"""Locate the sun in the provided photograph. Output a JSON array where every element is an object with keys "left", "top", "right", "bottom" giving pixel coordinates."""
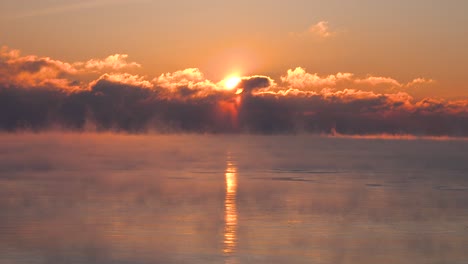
[{"left": 224, "top": 76, "right": 242, "bottom": 90}]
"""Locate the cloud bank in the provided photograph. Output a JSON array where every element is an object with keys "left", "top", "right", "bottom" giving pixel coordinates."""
[{"left": 1, "top": 46, "right": 467, "bottom": 136}]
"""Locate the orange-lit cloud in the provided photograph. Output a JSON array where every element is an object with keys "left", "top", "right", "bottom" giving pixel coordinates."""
[
  {"left": 280, "top": 67, "right": 434, "bottom": 93},
  {"left": 355, "top": 76, "right": 401, "bottom": 87},
  {"left": 406, "top": 78, "right": 435, "bottom": 87},
  {"left": 79, "top": 54, "right": 141, "bottom": 71},
  {"left": 0, "top": 46, "right": 146, "bottom": 91},
  {"left": 154, "top": 68, "right": 214, "bottom": 89},
  {"left": 152, "top": 68, "right": 221, "bottom": 99},
  {"left": 93, "top": 73, "right": 152, "bottom": 88},
  {"left": 281, "top": 67, "right": 352, "bottom": 89},
  {"left": 0, "top": 46, "right": 79, "bottom": 90}
]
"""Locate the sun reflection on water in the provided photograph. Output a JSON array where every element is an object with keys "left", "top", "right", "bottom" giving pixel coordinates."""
[{"left": 223, "top": 154, "right": 238, "bottom": 262}]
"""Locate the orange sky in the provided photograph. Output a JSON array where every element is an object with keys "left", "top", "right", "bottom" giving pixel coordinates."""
[{"left": 1, "top": 0, "right": 467, "bottom": 98}]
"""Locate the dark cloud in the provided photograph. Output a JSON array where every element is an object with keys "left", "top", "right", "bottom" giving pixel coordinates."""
[
  {"left": 17, "top": 60, "right": 49, "bottom": 73},
  {"left": 1, "top": 81, "right": 468, "bottom": 136},
  {"left": 238, "top": 76, "right": 273, "bottom": 93}
]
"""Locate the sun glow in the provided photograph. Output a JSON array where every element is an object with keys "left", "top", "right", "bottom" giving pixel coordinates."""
[{"left": 224, "top": 76, "right": 242, "bottom": 90}]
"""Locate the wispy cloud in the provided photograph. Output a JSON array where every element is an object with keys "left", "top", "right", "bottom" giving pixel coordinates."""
[
  {"left": 290, "top": 21, "right": 336, "bottom": 38},
  {"left": 4, "top": 0, "right": 146, "bottom": 20},
  {"left": 79, "top": 54, "right": 141, "bottom": 71},
  {"left": 308, "top": 21, "right": 334, "bottom": 38}
]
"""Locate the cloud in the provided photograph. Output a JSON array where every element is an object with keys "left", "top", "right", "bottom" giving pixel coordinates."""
[
  {"left": 153, "top": 68, "right": 221, "bottom": 98},
  {"left": 355, "top": 76, "right": 401, "bottom": 87},
  {"left": 308, "top": 21, "right": 334, "bottom": 38},
  {"left": 406, "top": 78, "right": 435, "bottom": 87},
  {"left": 154, "top": 68, "right": 207, "bottom": 88},
  {"left": 289, "top": 21, "right": 336, "bottom": 38},
  {"left": 0, "top": 46, "right": 79, "bottom": 90},
  {"left": 239, "top": 75, "right": 275, "bottom": 94},
  {"left": 79, "top": 54, "right": 141, "bottom": 71},
  {"left": 2, "top": 77, "right": 467, "bottom": 135},
  {"left": 1, "top": 46, "right": 467, "bottom": 136},
  {"left": 280, "top": 67, "right": 433, "bottom": 93},
  {"left": 92, "top": 73, "right": 152, "bottom": 88},
  {"left": 0, "top": 46, "right": 143, "bottom": 90},
  {"left": 281, "top": 67, "right": 352, "bottom": 89},
  {"left": 0, "top": 46, "right": 21, "bottom": 59}
]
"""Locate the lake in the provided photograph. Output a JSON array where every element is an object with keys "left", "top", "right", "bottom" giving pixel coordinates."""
[{"left": 1, "top": 133, "right": 468, "bottom": 264}]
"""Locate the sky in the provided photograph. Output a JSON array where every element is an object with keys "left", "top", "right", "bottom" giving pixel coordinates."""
[
  {"left": 1, "top": 0, "right": 468, "bottom": 97},
  {"left": 1, "top": 0, "right": 468, "bottom": 135}
]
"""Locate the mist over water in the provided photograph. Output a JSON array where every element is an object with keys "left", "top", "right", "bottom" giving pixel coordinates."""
[{"left": 1, "top": 133, "right": 468, "bottom": 264}]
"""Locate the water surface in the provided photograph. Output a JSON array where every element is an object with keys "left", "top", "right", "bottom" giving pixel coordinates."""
[{"left": 1, "top": 133, "right": 468, "bottom": 264}]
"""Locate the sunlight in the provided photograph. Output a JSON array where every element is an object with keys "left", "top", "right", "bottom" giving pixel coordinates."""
[
  {"left": 235, "top": 88, "right": 244, "bottom": 95},
  {"left": 224, "top": 76, "right": 242, "bottom": 90}
]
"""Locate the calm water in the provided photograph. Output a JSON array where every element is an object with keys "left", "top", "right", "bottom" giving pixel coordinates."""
[{"left": 1, "top": 133, "right": 468, "bottom": 264}]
